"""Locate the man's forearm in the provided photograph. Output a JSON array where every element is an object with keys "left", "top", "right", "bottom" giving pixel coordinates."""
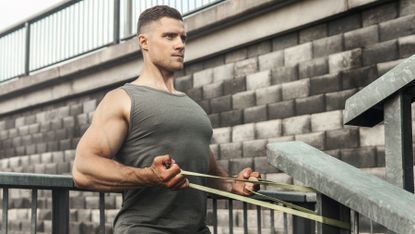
[{"left": 73, "top": 153, "right": 157, "bottom": 192}]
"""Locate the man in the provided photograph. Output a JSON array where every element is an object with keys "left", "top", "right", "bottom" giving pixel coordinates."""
[{"left": 72, "top": 5, "right": 260, "bottom": 234}]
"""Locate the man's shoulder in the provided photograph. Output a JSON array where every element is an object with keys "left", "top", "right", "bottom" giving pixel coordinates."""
[
  {"left": 98, "top": 88, "right": 131, "bottom": 118},
  {"left": 106, "top": 87, "right": 130, "bottom": 100}
]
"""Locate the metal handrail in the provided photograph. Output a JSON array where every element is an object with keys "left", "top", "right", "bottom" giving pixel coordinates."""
[
  {"left": 0, "top": 171, "right": 316, "bottom": 234},
  {"left": 0, "top": 0, "right": 225, "bottom": 82}
]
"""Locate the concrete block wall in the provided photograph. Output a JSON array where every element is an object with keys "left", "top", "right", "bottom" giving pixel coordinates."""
[
  {"left": 177, "top": 0, "right": 415, "bottom": 180},
  {"left": 0, "top": 0, "right": 414, "bottom": 233}
]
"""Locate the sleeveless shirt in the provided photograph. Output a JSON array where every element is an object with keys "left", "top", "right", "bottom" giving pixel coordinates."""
[{"left": 113, "top": 83, "right": 213, "bottom": 234}]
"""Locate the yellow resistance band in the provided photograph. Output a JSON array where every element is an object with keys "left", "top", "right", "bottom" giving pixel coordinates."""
[
  {"left": 181, "top": 170, "right": 315, "bottom": 192},
  {"left": 181, "top": 170, "right": 350, "bottom": 230}
]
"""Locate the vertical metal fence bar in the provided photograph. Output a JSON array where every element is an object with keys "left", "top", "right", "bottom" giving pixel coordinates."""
[
  {"left": 99, "top": 1, "right": 105, "bottom": 45},
  {"left": 74, "top": 3, "right": 79, "bottom": 55},
  {"left": 243, "top": 202, "right": 248, "bottom": 234},
  {"left": 57, "top": 12, "right": 62, "bottom": 64},
  {"left": 316, "top": 193, "right": 350, "bottom": 234},
  {"left": 124, "top": 0, "right": 133, "bottom": 37},
  {"left": 351, "top": 211, "right": 359, "bottom": 234},
  {"left": 25, "top": 22, "right": 31, "bottom": 75},
  {"left": 228, "top": 199, "right": 233, "bottom": 234},
  {"left": 213, "top": 198, "right": 217, "bottom": 234},
  {"left": 110, "top": 0, "right": 114, "bottom": 43},
  {"left": 31, "top": 189, "right": 38, "bottom": 234},
  {"left": 2, "top": 188, "right": 9, "bottom": 234},
  {"left": 384, "top": 92, "right": 414, "bottom": 192},
  {"left": 93, "top": 0, "right": 97, "bottom": 48},
  {"left": 270, "top": 209, "right": 275, "bottom": 234},
  {"left": 94, "top": 0, "right": 99, "bottom": 48},
  {"left": 0, "top": 37, "right": 3, "bottom": 80},
  {"left": 75, "top": 3, "right": 80, "bottom": 55},
  {"left": 114, "top": 0, "right": 121, "bottom": 43},
  {"left": 5, "top": 34, "right": 9, "bottom": 78},
  {"left": 99, "top": 192, "right": 105, "bottom": 234},
  {"left": 133, "top": 0, "right": 138, "bottom": 34},
  {"left": 87, "top": 0, "right": 92, "bottom": 51},
  {"left": 15, "top": 30, "right": 19, "bottom": 75},
  {"left": 67, "top": 7, "right": 71, "bottom": 59},
  {"left": 11, "top": 33, "right": 15, "bottom": 76},
  {"left": 37, "top": 20, "right": 45, "bottom": 70},
  {"left": 30, "top": 23, "right": 35, "bottom": 70},
  {"left": 65, "top": 6, "right": 70, "bottom": 58},
  {"left": 283, "top": 213, "right": 288, "bottom": 234},
  {"left": 46, "top": 17, "right": 51, "bottom": 64},
  {"left": 52, "top": 189, "right": 69, "bottom": 234},
  {"left": 52, "top": 14, "right": 57, "bottom": 64},
  {"left": 257, "top": 206, "right": 262, "bottom": 234},
  {"left": 10, "top": 33, "right": 14, "bottom": 77},
  {"left": 370, "top": 220, "right": 373, "bottom": 234}
]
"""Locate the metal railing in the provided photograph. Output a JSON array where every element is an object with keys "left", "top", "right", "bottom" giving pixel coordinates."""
[
  {"left": 0, "top": 171, "right": 316, "bottom": 234},
  {"left": 0, "top": 0, "right": 225, "bottom": 82}
]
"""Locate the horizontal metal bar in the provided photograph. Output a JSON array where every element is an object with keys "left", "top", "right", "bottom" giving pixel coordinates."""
[
  {"left": 0, "top": 172, "right": 73, "bottom": 189},
  {"left": 0, "top": 0, "right": 82, "bottom": 37}
]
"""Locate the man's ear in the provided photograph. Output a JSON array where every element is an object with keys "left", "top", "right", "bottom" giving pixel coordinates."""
[{"left": 138, "top": 34, "right": 149, "bottom": 51}]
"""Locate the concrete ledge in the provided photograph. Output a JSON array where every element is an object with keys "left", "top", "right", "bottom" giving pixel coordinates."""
[{"left": 267, "top": 141, "right": 415, "bottom": 234}]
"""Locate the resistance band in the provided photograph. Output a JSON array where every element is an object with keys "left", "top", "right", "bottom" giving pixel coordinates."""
[{"left": 180, "top": 170, "right": 350, "bottom": 230}]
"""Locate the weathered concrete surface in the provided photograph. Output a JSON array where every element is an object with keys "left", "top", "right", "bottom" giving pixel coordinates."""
[
  {"left": 344, "top": 54, "right": 415, "bottom": 127},
  {"left": 267, "top": 141, "right": 415, "bottom": 234}
]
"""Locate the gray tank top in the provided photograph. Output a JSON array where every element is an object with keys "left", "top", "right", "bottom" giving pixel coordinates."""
[{"left": 113, "top": 83, "right": 213, "bottom": 234}]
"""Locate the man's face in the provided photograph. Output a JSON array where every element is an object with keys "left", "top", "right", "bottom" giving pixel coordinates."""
[{"left": 140, "top": 17, "right": 187, "bottom": 72}]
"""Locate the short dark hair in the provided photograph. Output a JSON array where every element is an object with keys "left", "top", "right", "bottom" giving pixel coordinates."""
[{"left": 137, "top": 5, "right": 183, "bottom": 35}]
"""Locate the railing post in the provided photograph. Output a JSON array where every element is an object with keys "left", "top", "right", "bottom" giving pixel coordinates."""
[
  {"left": 24, "top": 22, "right": 31, "bottom": 75},
  {"left": 52, "top": 189, "right": 69, "bottom": 234},
  {"left": 99, "top": 192, "right": 105, "bottom": 234},
  {"left": 350, "top": 211, "right": 359, "bottom": 234},
  {"left": 2, "top": 188, "right": 8, "bottom": 234},
  {"left": 212, "top": 198, "right": 218, "bottom": 234},
  {"left": 316, "top": 194, "right": 350, "bottom": 234},
  {"left": 31, "top": 189, "right": 38, "bottom": 234},
  {"left": 384, "top": 91, "right": 414, "bottom": 193},
  {"left": 113, "top": 0, "right": 120, "bottom": 44}
]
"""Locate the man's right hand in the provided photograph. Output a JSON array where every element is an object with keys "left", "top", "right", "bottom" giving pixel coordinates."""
[{"left": 146, "top": 155, "right": 189, "bottom": 190}]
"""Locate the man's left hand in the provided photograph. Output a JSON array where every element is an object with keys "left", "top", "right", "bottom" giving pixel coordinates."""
[{"left": 231, "top": 168, "right": 261, "bottom": 196}]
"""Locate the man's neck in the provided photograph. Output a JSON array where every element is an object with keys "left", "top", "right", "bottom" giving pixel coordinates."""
[{"left": 134, "top": 64, "right": 178, "bottom": 94}]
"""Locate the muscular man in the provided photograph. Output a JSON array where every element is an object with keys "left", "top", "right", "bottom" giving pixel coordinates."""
[{"left": 72, "top": 5, "right": 260, "bottom": 234}]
